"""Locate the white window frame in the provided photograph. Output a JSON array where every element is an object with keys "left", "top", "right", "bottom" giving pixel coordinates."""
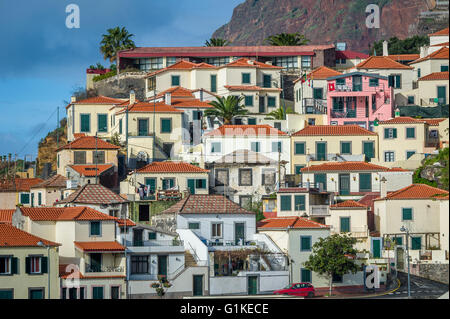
[
  {"left": 0, "top": 256, "right": 11, "bottom": 275},
  {"left": 211, "top": 222, "right": 223, "bottom": 239}
]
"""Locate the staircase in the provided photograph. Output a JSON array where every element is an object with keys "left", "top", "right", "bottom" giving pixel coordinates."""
[{"left": 184, "top": 251, "right": 198, "bottom": 267}]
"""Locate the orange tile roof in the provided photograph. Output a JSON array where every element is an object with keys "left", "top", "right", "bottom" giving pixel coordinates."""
[
  {"left": 300, "top": 161, "right": 399, "bottom": 172},
  {"left": 378, "top": 116, "right": 427, "bottom": 125},
  {"left": 66, "top": 96, "right": 125, "bottom": 109},
  {"left": 294, "top": 66, "right": 342, "bottom": 82},
  {"left": 74, "top": 133, "right": 86, "bottom": 139},
  {"left": 422, "top": 118, "right": 447, "bottom": 126},
  {"left": 137, "top": 161, "right": 209, "bottom": 173},
  {"left": 224, "top": 85, "right": 282, "bottom": 91},
  {"left": 74, "top": 241, "right": 125, "bottom": 252},
  {"left": 292, "top": 125, "right": 376, "bottom": 136},
  {"left": 155, "top": 86, "right": 197, "bottom": 99},
  {"left": 429, "top": 27, "right": 449, "bottom": 36},
  {"left": 205, "top": 124, "right": 288, "bottom": 137},
  {"left": 20, "top": 206, "right": 118, "bottom": 221},
  {"left": 356, "top": 56, "right": 413, "bottom": 69},
  {"left": 378, "top": 184, "right": 449, "bottom": 200},
  {"left": 418, "top": 71, "right": 449, "bottom": 81},
  {"left": 69, "top": 164, "right": 114, "bottom": 177},
  {"left": 147, "top": 60, "right": 216, "bottom": 77},
  {"left": 409, "top": 47, "right": 449, "bottom": 64},
  {"left": 223, "top": 58, "right": 282, "bottom": 69},
  {"left": 430, "top": 42, "right": 449, "bottom": 47},
  {"left": 117, "top": 219, "right": 136, "bottom": 227},
  {"left": 331, "top": 200, "right": 367, "bottom": 209},
  {"left": 0, "top": 223, "right": 60, "bottom": 247},
  {"left": 387, "top": 54, "right": 420, "bottom": 61},
  {"left": 0, "top": 209, "right": 14, "bottom": 223},
  {"left": 116, "top": 101, "right": 184, "bottom": 114},
  {"left": 172, "top": 99, "right": 213, "bottom": 108},
  {"left": 31, "top": 174, "right": 67, "bottom": 189},
  {"left": 257, "top": 217, "right": 329, "bottom": 229},
  {"left": 58, "top": 135, "right": 120, "bottom": 150},
  {"left": 0, "top": 178, "right": 44, "bottom": 192}
]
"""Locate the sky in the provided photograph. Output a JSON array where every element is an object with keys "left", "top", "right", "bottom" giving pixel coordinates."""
[{"left": 0, "top": 0, "right": 243, "bottom": 159}]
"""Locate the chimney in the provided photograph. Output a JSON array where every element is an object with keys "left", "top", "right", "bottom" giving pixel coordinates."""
[
  {"left": 71, "top": 96, "right": 76, "bottom": 103},
  {"left": 395, "top": 108, "right": 400, "bottom": 118},
  {"left": 165, "top": 92, "right": 172, "bottom": 105},
  {"left": 420, "top": 46, "right": 428, "bottom": 58},
  {"left": 382, "top": 40, "right": 388, "bottom": 56},
  {"left": 199, "top": 89, "right": 204, "bottom": 102},
  {"left": 380, "top": 176, "right": 387, "bottom": 199},
  {"left": 129, "top": 90, "right": 136, "bottom": 105}
]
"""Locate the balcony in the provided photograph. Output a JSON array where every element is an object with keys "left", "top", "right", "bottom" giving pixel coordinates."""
[
  {"left": 306, "top": 153, "right": 348, "bottom": 162},
  {"left": 85, "top": 263, "right": 124, "bottom": 273},
  {"left": 205, "top": 239, "right": 262, "bottom": 251},
  {"left": 126, "top": 240, "right": 185, "bottom": 254},
  {"left": 310, "top": 205, "right": 330, "bottom": 216}
]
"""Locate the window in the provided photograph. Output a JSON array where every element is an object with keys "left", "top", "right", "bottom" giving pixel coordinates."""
[
  {"left": 188, "top": 222, "right": 200, "bottom": 230},
  {"left": 61, "top": 288, "right": 66, "bottom": 299},
  {"left": 308, "top": 118, "right": 316, "bottom": 126},
  {"left": 131, "top": 256, "right": 149, "bottom": 274},
  {"left": 211, "top": 142, "right": 221, "bottom": 153},
  {"left": 251, "top": 142, "right": 260, "bottom": 152},
  {"left": 136, "top": 58, "right": 163, "bottom": 71},
  {"left": 384, "top": 151, "right": 395, "bottom": 162},
  {"left": 280, "top": 195, "right": 292, "bottom": 211},
  {"left": 267, "top": 97, "right": 276, "bottom": 107},
  {"left": 314, "top": 173, "right": 327, "bottom": 191},
  {"left": 111, "top": 286, "right": 120, "bottom": 299},
  {"left": 0, "top": 289, "right": 13, "bottom": 299},
  {"left": 195, "top": 179, "right": 207, "bottom": 189},
  {"left": 79, "top": 287, "right": 85, "bottom": 299},
  {"left": 239, "top": 196, "right": 252, "bottom": 208},
  {"left": 0, "top": 256, "right": 16, "bottom": 275},
  {"left": 300, "top": 236, "right": 312, "bottom": 251},
  {"left": 68, "top": 288, "right": 77, "bottom": 299},
  {"left": 119, "top": 119, "right": 123, "bottom": 134},
  {"left": 313, "top": 88, "right": 323, "bottom": 99},
  {"left": 384, "top": 128, "right": 397, "bottom": 139},
  {"left": 148, "top": 232, "right": 157, "bottom": 240},
  {"left": 402, "top": 208, "right": 413, "bottom": 221},
  {"left": 294, "top": 165, "right": 305, "bottom": 175},
  {"left": 38, "top": 192, "right": 42, "bottom": 206},
  {"left": 215, "top": 169, "right": 229, "bottom": 186},
  {"left": 411, "top": 236, "right": 421, "bottom": 250},
  {"left": 369, "top": 78, "right": 379, "bottom": 87},
  {"left": 210, "top": 75, "right": 217, "bottom": 93},
  {"left": 74, "top": 151, "right": 86, "bottom": 164},
  {"left": 262, "top": 170, "right": 276, "bottom": 185},
  {"left": 239, "top": 169, "right": 253, "bottom": 186},
  {"left": 407, "top": 96, "right": 415, "bottom": 105},
  {"left": 171, "top": 75, "right": 180, "bottom": 86},
  {"left": 394, "top": 237, "right": 403, "bottom": 245},
  {"left": 161, "top": 118, "right": 172, "bottom": 133},
  {"left": 244, "top": 95, "right": 253, "bottom": 106},
  {"left": 162, "top": 178, "right": 175, "bottom": 190},
  {"left": 242, "top": 73, "right": 251, "bottom": 84},
  {"left": 300, "top": 269, "right": 312, "bottom": 283},
  {"left": 294, "top": 142, "right": 305, "bottom": 155},
  {"left": 406, "top": 127, "right": 416, "bottom": 139},
  {"left": 166, "top": 57, "right": 177, "bottom": 66},
  {"left": 93, "top": 151, "right": 105, "bottom": 164},
  {"left": 406, "top": 151, "right": 416, "bottom": 159},
  {"left": 336, "top": 78, "right": 346, "bottom": 86},
  {"left": 205, "top": 57, "right": 229, "bottom": 66},
  {"left": 417, "top": 68, "right": 421, "bottom": 78},
  {"left": 301, "top": 56, "right": 311, "bottom": 69},
  {"left": 29, "top": 288, "right": 44, "bottom": 299},
  {"left": 97, "top": 114, "right": 107, "bottom": 133},
  {"left": 441, "top": 65, "right": 449, "bottom": 72},
  {"left": 211, "top": 223, "right": 222, "bottom": 238},
  {"left": 147, "top": 77, "right": 156, "bottom": 91},
  {"left": 27, "top": 256, "right": 46, "bottom": 274},
  {"left": 263, "top": 74, "right": 272, "bottom": 88},
  {"left": 273, "top": 56, "right": 298, "bottom": 70},
  {"left": 363, "top": 141, "right": 375, "bottom": 160},
  {"left": 272, "top": 141, "right": 282, "bottom": 152},
  {"left": 294, "top": 195, "right": 306, "bottom": 211},
  {"left": 92, "top": 287, "right": 104, "bottom": 299},
  {"left": 20, "top": 193, "right": 30, "bottom": 205},
  {"left": 90, "top": 221, "right": 101, "bottom": 236},
  {"left": 273, "top": 122, "right": 282, "bottom": 130},
  {"left": 388, "top": 74, "right": 401, "bottom": 89},
  {"left": 248, "top": 118, "right": 257, "bottom": 125},
  {"left": 340, "top": 217, "right": 350, "bottom": 233},
  {"left": 80, "top": 114, "right": 90, "bottom": 132},
  {"left": 340, "top": 142, "right": 351, "bottom": 155},
  {"left": 138, "top": 119, "right": 149, "bottom": 136},
  {"left": 359, "top": 173, "right": 372, "bottom": 192}
]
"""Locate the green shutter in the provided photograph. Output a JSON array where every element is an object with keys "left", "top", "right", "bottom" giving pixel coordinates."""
[
  {"left": 263, "top": 74, "right": 271, "bottom": 88},
  {"left": 93, "top": 287, "right": 104, "bottom": 299},
  {"left": 97, "top": 114, "right": 107, "bottom": 132},
  {"left": 251, "top": 142, "right": 260, "bottom": 152},
  {"left": 301, "top": 269, "right": 312, "bottom": 283},
  {"left": 314, "top": 174, "right": 327, "bottom": 190},
  {"left": 148, "top": 232, "right": 157, "bottom": 240},
  {"left": 41, "top": 257, "right": 48, "bottom": 274},
  {"left": 359, "top": 173, "right": 372, "bottom": 192},
  {"left": 268, "top": 97, "right": 276, "bottom": 107},
  {"left": 248, "top": 118, "right": 257, "bottom": 125},
  {"left": 80, "top": 114, "right": 90, "bottom": 132},
  {"left": 161, "top": 119, "right": 172, "bottom": 133},
  {"left": 144, "top": 178, "right": 156, "bottom": 192},
  {"left": 20, "top": 193, "right": 30, "bottom": 204},
  {"left": 384, "top": 128, "right": 389, "bottom": 139},
  {"left": 395, "top": 75, "right": 401, "bottom": 88},
  {"left": 393, "top": 128, "right": 397, "bottom": 138},
  {"left": 340, "top": 217, "right": 350, "bottom": 232},
  {"left": 244, "top": 95, "right": 253, "bottom": 106},
  {"left": 171, "top": 75, "right": 180, "bottom": 86},
  {"left": 295, "top": 165, "right": 305, "bottom": 175},
  {"left": 196, "top": 179, "right": 206, "bottom": 189},
  {"left": 295, "top": 142, "right": 305, "bottom": 155},
  {"left": 336, "top": 78, "right": 345, "bottom": 86},
  {"left": 402, "top": 208, "right": 413, "bottom": 220},
  {"left": 90, "top": 222, "right": 101, "bottom": 236},
  {"left": 25, "top": 257, "right": 31, "bottom": 274},
  {"left": 394, "top": 237, "right": 403, "bottom": 245},
  {"left": 280, "top": 195, "right": 292, "bottom": 211},
  {"left": 187, "top": 179, "right": 196, "bottom": 194},
  {"left": 11, "top": 257, "right": 18, "bottom": 275},
  {"left": 0, "top": 290, "right": 13, "bottom": 299},
  {"left": 294, "top": 195, "right": 306, "bottom": 211},
  {"left": 272, "top": 141, "right": 281, "bottom": 152},
  {"left": 119, "top": 119, "right": 122, "bottom": 134},
  {"left": 341, "top": 142, "right": 351, "bottom": 154},
  {"left": 313, "top": 88, "right": 323, "bottom": 99},
  {"left": 242, "top": 73, "right": 250, "bottom": 84},
  {"left": 363, "top": 142, "right": 374, "bottom": 160},
  {"left": 38, "top": 193, "right": 42, "bottom": 206},
  {"left": 406, "top": 128, "right": 415, "bottom": 138},
  {"left": 406, "top": 151, "right": 415, "bottom": 159},
  {"left": 411, "top": 237, "right": 421, "bottom": 250},
  {"left": 300, "top": 236, "right": 311, "bottom": 251},
  {"left": 210, "top": 75, "right": 217, "bottom": 92}
]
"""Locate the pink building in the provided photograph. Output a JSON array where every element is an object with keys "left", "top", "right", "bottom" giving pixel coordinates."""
[{"left": 326, "top": 72, "right": 394, "bottom": 130}]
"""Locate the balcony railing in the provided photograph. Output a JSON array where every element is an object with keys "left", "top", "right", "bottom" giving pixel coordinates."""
[
  {"left": 206, "top": 239, "right": 260, "bottom": 247},
  {"left": 129, "top": 240, "right": 184, "bottom": 247},
  {"left": 85, "top": 264, "right": 124, "bottom": 273},
  {"left": 310, "top": 205, "right": 330, "bottom": 216},
  {"left": 307, "top": 153, "right": 348, "bottom": 162}
]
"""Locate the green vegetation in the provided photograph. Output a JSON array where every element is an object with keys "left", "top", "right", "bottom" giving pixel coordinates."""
[
  {"left": 204, "top": 38, "right": 231, "bottom": 47},
  {"left": 265, "top": 33, "right": 310, "bottom": 46},
  {"left": 92, "top": 69, "right": 117, "bottom": 82},
  {"left": 369, "top": 35, "right": 430, "bottom": 55},
  {"left": 205, "top": 96, "right": 248, "bottom": 125},
  {"left": 100, "top": 26, "right": 136, "bottom": 63},
  {"left": 413, "top": 147, "right": 449, "bottom": 190},
  {"left": 89, "top": 63, "right": 105, "bottom": 70}
]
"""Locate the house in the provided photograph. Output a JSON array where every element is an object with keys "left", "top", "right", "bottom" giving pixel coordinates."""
[
  {"left": 334, "top": 50, "right": 369, "bottom": 70},
  {"left": 408, "top": 47, "right": 449, "bottom": 87},
  {"left": 203, "top": 125, "right": 291, "bottom": 173},
  {"left": 415, "top": 71, "right": 449, "bottom": 106},
  {"left": 300, "top": 161, "right": 413, "bottom": 202},
  {"left": 290, "top": 125, "right": 379, "bottom": 175},
  {"left": 428, "top": 27, "right": 449, "bottom": 50},
  {"left": 13, "top": 206, "right": 127, "bottom": 299},
  {"left": 29, "top": 174, "right": 68, "bottom": 207},
  {"left": 326, "top": 72, "right": 394, "bottom": 129},
  {"left": 373, "top": 184, "right": 449, "bottom": 268},
  {"left": 352, "top": 56, "right": 416, "bottom": 106},
  {"left": 207, "top": 149, "right": 282, "bottom": 207},
  {"left": 375, "top": 116, "right": 444, "bottom": 169},
  {"left": 56, "top": 134, "right": 120, "bottom": 190},
  {"left": 152, "top": 194, "right": 290, "bottom": 296},
  {"left": 0, "top": 178, "right": 44, "bottom": 209},
  {"left": 0, "top": 223, "right": 61, "bottom": 299},
  {"left": 54, "top": 183, "right": 129, "bottom": 220},
  {"left": 293, "top": 66, "right": 342, "bottom": 115}
]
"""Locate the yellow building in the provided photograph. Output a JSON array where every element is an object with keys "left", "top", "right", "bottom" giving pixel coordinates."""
[
  {"left": 0, "top": 223, "right": 60, "bottom": 299},
  {"left": 0, "top": 178, "right": 44, "bottom": 209},
  {"left": 30, "top": 174, "right": 68, "bottom": 207}
]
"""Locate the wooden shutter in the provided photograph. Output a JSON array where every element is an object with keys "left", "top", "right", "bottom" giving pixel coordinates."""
[
  {"left": 295, "top": 143, "right": 305, "bottom": 155},
  {"left": 280, "top": 195, "right": 292, "bottom": 211},
  {"left": 41, "top": 257, "right": 48, "bottom": 274},
  {"left": 341, "top": 142, "right": 351, "bottom": 154},
  {"left": 393, "top": 128, "right": 397, "bottom": 138},
  {"left": 340, "top": 217, "right": 350, "bottom": 232},
  {"left": 301, "top": 236, "right": 311, "bottom": 251},
  {"left": 294, "top": 195, "right": 306, "bottom": 211},
  {"left": 11, "top": 257, "right": 18, "bottom": 275},
  {"left": 210, "top": 75, "right": 217, "bottom": 92},
  {"left": 161, "top": 119, "right": 172, "bottom": 133},
  {"left": 402, "top": 208, "right": 412, "bottom": 220},
  {"left": 97, "top": 114, "right": 107, "bottom": 132},
  {"left": 359, "top": 173, "right": 372, "bottom": 192},
  {"left": 25, "top": 257, "right": 31, "bottom": 274}
]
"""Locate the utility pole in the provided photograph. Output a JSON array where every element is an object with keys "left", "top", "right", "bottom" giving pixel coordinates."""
[
  {"left": 56, "top": 107, "right": 59, "bottom": 149},
  {"left": 153, "top": 88, "right": 156, "bottom": 162},
  {"left": 401, "top": 226, "right": 411, "bottom": 298},
  {"left": 278, "top": 142, "right": 281, "bottom": 189},
  {"left": 95, "top": 132, "right": 98, "bottom": 184}
]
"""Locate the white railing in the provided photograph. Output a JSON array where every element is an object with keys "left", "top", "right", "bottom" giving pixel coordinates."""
[
  {"left": 310, "top": 205, "right": 330, "bottom": 216},
  {"left": 177, "top": 229, "right": 209, "bottom": 266}
]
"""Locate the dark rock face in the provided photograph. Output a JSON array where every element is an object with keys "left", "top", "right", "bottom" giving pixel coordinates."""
[{"left": 213, "top": 0, "right": 439, "bottom": 52}]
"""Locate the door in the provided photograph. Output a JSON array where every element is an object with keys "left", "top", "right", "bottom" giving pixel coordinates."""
[
  {"left": 187, "top": 179, "right": 196, "bottom": 194},
  {"left": 138, "top": 204, "right": 150, "bottom": 222},
  {"left": 133, "top": 229, "right": 144, "bottom": 246},
  {"left": 316, "top": 142, "right": 327, "bottom": 161},
  {"left": 437, "top": 86, "right": 446, "bottom": 105},
  {"left": 90, "top": 253, "right": 102, "bottom": 272},
  {"left": 372, "top": 239, "right": 381, "bottom": 258},
  {"left": 363, "top": 141, "right": 374, "bottom": 161},
  {"left": 29, "top": 289, "right": 44, "bottom": 299},
  {"left": 339, "top": 174, "right": 350, "bottom": 195},
  {"left": 193, "top": 275, "right": 203, "bottom": 296},
  {"left": 158, "top": 255, "right": 168, "bottom": 277},
  {"left": 138, "top": 119, "right": 149, "bottom": 136},
  {"left": 92, "top": 287, "right": 104, "bottom": 299},
  {"left": 111, "top": 286, "right": 120, "bottom": 299},
  {"left": 259, "top": 97, "right": 265, "bottom": 113},
  {"left": 248, "top": 276, "right": 258, "bottom": 295},
  {"left": 235, "top": 223, "right": 245, "bottom": 245},
  {"left": 352, "top": 75, "right": 362, "bottom": 91}
]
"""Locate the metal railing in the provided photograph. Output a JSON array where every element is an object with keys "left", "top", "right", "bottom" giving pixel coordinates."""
[
  {"left": 85, "top": 264, "right": 124, "bottom": 273},
  {"left": 307, "top": 153, "right": 347, "bottom": 162},
  {"left": 128, "top": 240, "right": 184, "bottom": 247},
  {"left": 310, "top": 205, "right": 330, "bottom": 216}
]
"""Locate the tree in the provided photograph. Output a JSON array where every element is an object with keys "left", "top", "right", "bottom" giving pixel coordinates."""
[
  {"left": 89, "top": 63, "right": 105, "bottom": 70},
  {"left": 267, "top": 107, "right": 286, "bottom": 120},
  {"left": 303, "top": 234, "right": 359, "bottom": 296},
  {"left": 265, "top": 33, "right": 310, "bottom": 46},
  {"left": 205, "top": 38, "right": 231, "bottom": 47},
  {"left": 204, "top": 96, "right": 248, "bottom": 125},
  {"left": 369, "top": 36, "right": 429, "bottom": 55},
  {"left": 100, "top": 26, "right": 136, "bottom": 63}
]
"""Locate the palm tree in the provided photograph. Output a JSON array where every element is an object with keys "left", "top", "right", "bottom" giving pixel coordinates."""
[
  {"left": 100, "top": 26, "right": 136, "bottom": 63},
  {"left": 204, "top": 96, "right": 248, "bottom": 125},
  {"left": 205, "top": 38, "right": 231, "bottom": 47},
  {"left": 265, "top": 33, "right": 310, "bottom": 46},
  {"left": 267, "top": 107, "right": 286, "bottom": 120}
]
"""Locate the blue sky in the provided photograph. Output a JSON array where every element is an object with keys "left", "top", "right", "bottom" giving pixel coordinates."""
[{"left": 0, "top": 0, "right": 242, "bottom": 158}]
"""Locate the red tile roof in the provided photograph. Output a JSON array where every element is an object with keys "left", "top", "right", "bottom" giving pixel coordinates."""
[
  {"left": 147, "top": 60, "right": 216, "bottom": 77},
  {"left": 20, "top": 206, "right": 118, "bottom": 221},
  {"left": 155, "top": 86, "right": 196, "bottom": 98},
  {"left": 294, "top": 66, "right": 342, "bottom": 82},
  {"left": 257, "top": 217, "right": 329, "bottom": 229},
  {"left": 335, "top": 50, "right": 369, "bottom": 60},
  {"left": 409, "top": 47, "right": 449, "bottom": 64},
  {"left": 58, "top": 135, "right": 120, "bottom": 150},
  {"left": 0, "top": 223, "right": 60, "bottom": 247},
  {"left": 117, "top": 219, "right": 136, "bottom": 227},
  {"left": 300, "top": 161, "right": 399, "bottom": 173},
  {"left": 292, "top": 125, "right": 376, "bottom": 136},
  {"left": 57, "top": 184, "right": 128, "bottom": 205},
  {"left": 377, "top": 184, "right": 449, "bottom": 200},
  {"left": 387, "top": 54, "right": 420, "bottom": 61},
  {"left": 161, "top": 194, "right": 254, "bottom": 215},
  {"left": 378, "top": 116, "right": 427, "bottom": 125},
  {"left": 331, "top": 200, "right": 367, "bottom": 209},
  {"left": 224, "top": 85, "right": 282, "bottom": 91},
  {"left": 69, "top": 164, "right": 114, "bottom": 177},
  {"left": 171, "top": 99, "right": 213, "bottom": 108},
  {"left": 205, "top": 125, "right": 288, "bottom": 137},
  {"left": 74, "top": 241, "right": 125, "bottom": 252},
  {"left": 356, "top": 56, "right": 413, "bottom": 69},
  {"left": 223, "top": 58, "right": 282, "bottom": 69},
  {"left": 213, "top": 149, "right": 276, "bottom": 165},
  {"left": 137, "top": 161, "right": 209, "bottom": 173},
  {"left": 0, "top": 209, "right": 14, "bottom": 223},
  {"left": 31, "top": 174, "right": 67, "bottom": 189},
  {"left": 0, "top": 178, "right": 44, "bottom": 192},
  {"left": 116, "top": 101, "right": 184, "bottom": 114},
  {"left": 418, "top": 71, "right": 449, "bottom": 81},
  {"left": 429, "top": 27, "right": 449, "bottom": 36},
  {"left": 422, "top": 118, "right": 447, "bottom": 126},
  {"left": 66, "top": 96, "right": 125, "bottom": 109}
]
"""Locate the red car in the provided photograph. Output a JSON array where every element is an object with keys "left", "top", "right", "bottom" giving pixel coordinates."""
[{"left": 273, "top": 283, "right": 315, "bottom": 298}]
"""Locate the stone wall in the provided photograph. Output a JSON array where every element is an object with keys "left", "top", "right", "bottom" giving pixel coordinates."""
[
  {"left": 410, "top": 262, "right": 449, "bottom": 284},
  {"left": 93, "top": 72, "right": 147, "bottom": 100}
]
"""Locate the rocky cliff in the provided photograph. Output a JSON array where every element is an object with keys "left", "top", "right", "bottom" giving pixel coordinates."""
[
  {"left": 213, "top": 0, "right": 448, "bottom": 52},
  {"left": 37, "top": 118, "right": 67, "bottom": 177}
]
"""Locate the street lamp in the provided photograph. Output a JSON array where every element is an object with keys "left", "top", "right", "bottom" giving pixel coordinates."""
[
  {"left": 37, "top": 241, "right": 51, "bottom": 299},
  {"left": 400, "top": 226, "right": 411, "bottom": 298}
]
